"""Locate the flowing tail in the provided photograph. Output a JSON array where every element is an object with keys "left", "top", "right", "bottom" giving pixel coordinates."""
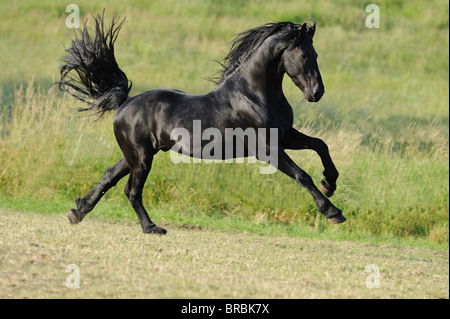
[{"left": 58, "top": 11, "right": 132, "bottom": 116}]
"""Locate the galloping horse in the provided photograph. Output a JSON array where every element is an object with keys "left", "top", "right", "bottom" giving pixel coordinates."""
[{"left": 59, "top": 12, "right": 346, "bottom": 234}]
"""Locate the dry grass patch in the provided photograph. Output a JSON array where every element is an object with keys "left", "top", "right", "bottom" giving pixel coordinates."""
[{"left": 0, "top": 209, "right": 448, "bottom": 298}]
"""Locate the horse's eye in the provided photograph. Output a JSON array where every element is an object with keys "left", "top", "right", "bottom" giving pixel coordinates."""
[{"left": 301, "top": 53, "right": 308, "bottom": 60}]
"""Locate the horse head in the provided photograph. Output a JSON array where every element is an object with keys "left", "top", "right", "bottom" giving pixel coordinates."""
[{"left": 281, "top": 21, "right": 324, "bottom": 102}]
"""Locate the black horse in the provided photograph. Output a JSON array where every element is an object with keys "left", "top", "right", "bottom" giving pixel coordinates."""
[{"left": 59, "top": 12, "right": 346, "bottom": 235}]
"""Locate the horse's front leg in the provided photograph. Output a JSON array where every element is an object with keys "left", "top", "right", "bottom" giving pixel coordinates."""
[
  {"left": 281, "top": 127, "right": 339, "bottom": 197},
  {"left": 273, "top": 147, "right": 346, "bottom": 223}
]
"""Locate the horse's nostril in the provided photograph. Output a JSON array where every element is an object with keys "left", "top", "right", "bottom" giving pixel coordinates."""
[{"left": 313, "top": 90, "right": 323, "bottom": 101}]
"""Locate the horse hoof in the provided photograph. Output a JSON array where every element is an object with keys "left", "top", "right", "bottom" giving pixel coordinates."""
[
  {"left": 327, "top": 214, "right": 347, "bottom": 224},
  {"left": 319, "top": 180, "right": 335, "bottom": 198},
  {"left": 143, "top": 225, "right": 167, "bottom": 235},
  {"left": 68, "top": 209, "right": 83, "bottom": 224}
]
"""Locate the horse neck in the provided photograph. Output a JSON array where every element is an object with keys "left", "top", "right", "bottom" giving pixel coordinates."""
[{"left": 219, "top": 42, "right": 286, "bottom": 105}]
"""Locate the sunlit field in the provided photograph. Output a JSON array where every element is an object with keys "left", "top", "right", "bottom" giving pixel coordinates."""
[
  {"left": 1, "top": 0, "right": 448, "bottom": 246},
  {"left": 1, "top": 0, "right": 448, "bottom": 300}
]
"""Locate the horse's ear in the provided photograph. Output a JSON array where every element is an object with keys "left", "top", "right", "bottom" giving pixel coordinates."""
[
  {"left": 293, "top": 23, "right": 308, "bottom": 46},
  {"left": 309, "top": 23, "right": 316, "bottom": 37},
  {"left": 299, "top": 23, "right": 308, "bottom": 36}
]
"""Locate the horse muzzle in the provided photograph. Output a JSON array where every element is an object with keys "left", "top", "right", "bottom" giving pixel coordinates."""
[{"left": 305, "top": 85, "right": 324, "bottom": 102}]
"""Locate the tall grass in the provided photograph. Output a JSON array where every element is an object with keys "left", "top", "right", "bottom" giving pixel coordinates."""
[
  {"left": 0, "top": 0, "right": 448, "bottom": 245},
  {"left": 0, "top": 82, "right": 448, "bottom": 243}
]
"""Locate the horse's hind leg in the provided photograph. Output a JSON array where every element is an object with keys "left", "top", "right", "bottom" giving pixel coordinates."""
[
  {"left": 68, "top": 157, "right": 130, "bottom": 224},
  {"left": 124, "top": 154, "right": 167, "bottom": 235}
]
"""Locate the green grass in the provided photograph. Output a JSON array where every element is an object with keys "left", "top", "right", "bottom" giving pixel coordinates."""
[
  {"left": 0, "top": 85, "right": 447, "bottom": 247},
  {"left": 0, "top": 195, "right": 446, "bottom": 252},
  {"left": 0, "top": 0, "right": 449, "bottom": 248}
]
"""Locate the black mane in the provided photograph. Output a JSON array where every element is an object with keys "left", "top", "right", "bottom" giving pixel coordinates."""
[{"left": 217, "top": 22, "right": 302, "bottom": 83}]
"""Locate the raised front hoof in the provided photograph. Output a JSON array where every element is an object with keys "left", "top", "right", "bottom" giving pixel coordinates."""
[
  {"left": 143, "top": 225, "right": 167, "bottom": 235},
  {"left": 319, "top": 180, "right": 335, "bottom": 198},
  {"left": 327, "top": 214, "right": 347, "bottom": 224},
  {"left": 68, "top": 209, "right": 83, "bottom": 224}
]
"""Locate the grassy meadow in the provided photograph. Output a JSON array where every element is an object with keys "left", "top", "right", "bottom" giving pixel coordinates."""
[
  {"left": 1, "top": 208, "right": 448, "bottom": 298},
  {"left": 0, "top": 0, "right": 449, "bottom": 252}
]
